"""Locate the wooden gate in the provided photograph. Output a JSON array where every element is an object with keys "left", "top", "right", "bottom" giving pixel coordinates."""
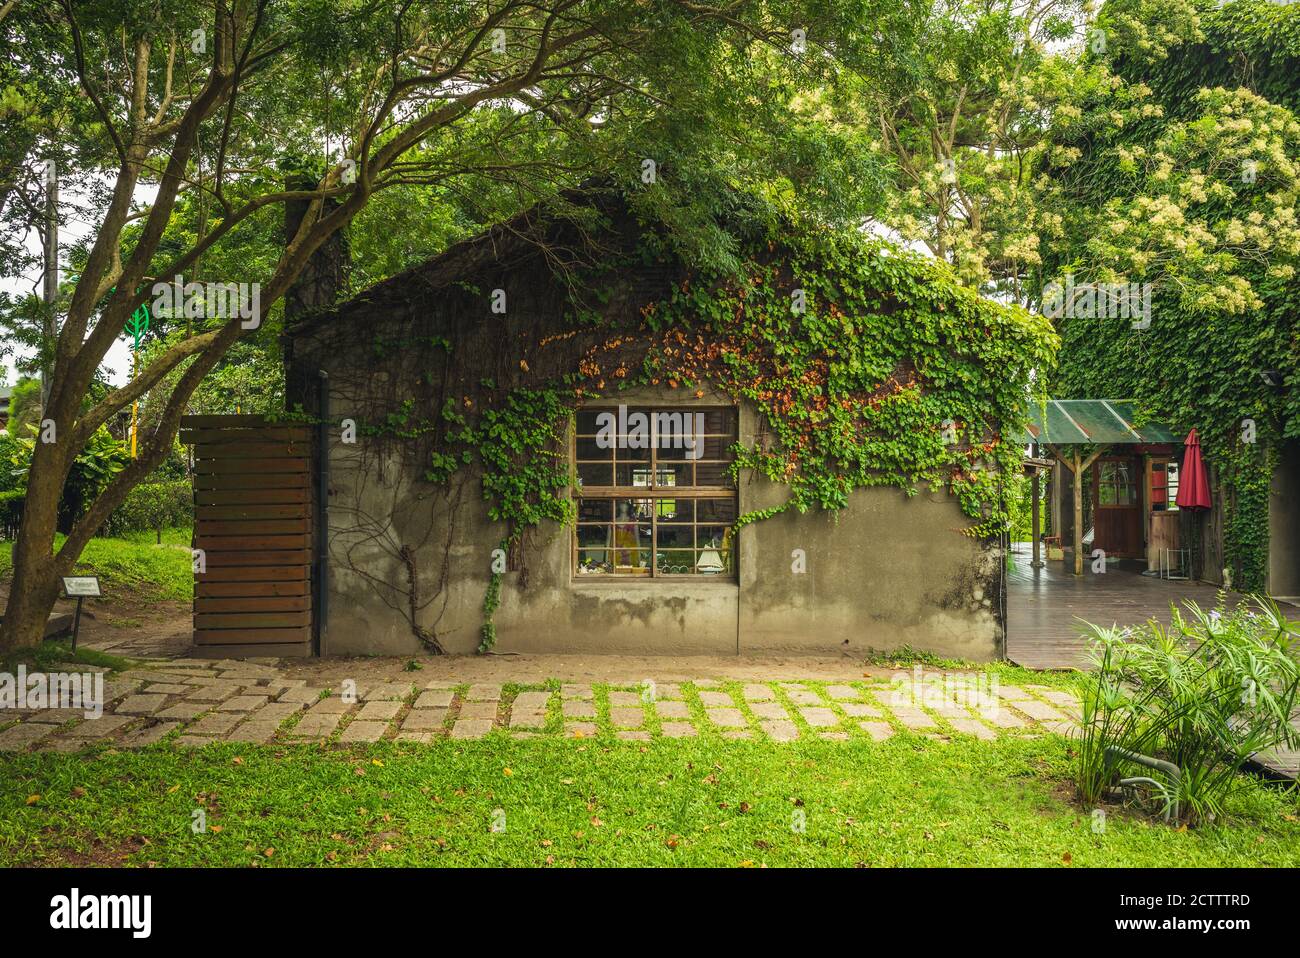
[{"left": 182, "top": 415, "right": 315, "bottom": 657}]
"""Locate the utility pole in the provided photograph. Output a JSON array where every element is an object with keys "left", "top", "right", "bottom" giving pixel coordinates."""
[{"left": 40, "top": 158, "right": 58, "bottom": 412}]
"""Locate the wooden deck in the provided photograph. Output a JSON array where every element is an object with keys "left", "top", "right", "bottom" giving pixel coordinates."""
[
  {"left": 1005, "top": 542, "right": 1299, "bottom": 779},
  {"left": 1005, "top": 542, "right": 1229, "bottom": 670}
]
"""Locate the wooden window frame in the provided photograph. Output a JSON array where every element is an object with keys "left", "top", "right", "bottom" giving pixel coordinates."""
[
  {"left": 1095, "top": 458, "right": 1139, "bottom": 509},
  {"left": 572, "top": 406, "right": 738, "bottom": 581}
]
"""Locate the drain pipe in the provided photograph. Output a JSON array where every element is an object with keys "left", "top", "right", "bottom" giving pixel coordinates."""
[
  {"left": 1105, "top": 746, "right": 1181, "bottom": 822},
  {"left": 315, "top": 370, "right": 330, "bottom": 656}
]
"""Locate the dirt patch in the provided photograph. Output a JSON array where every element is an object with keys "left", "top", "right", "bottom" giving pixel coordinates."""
[{"left": 0, "top": 579, "right": 191, "bottom": 659}]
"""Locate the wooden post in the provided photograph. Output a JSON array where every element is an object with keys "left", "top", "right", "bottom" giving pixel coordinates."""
[
  {"left": 1073, "top": 451, "right": 1084, "bottom": 576},
  {"left": 1031, "top": 466, "right": 1043, "bottom": 568}
]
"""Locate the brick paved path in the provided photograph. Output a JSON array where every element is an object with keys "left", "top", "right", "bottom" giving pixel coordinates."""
[{"left": 0, "top": 658, "right": 1082, "bottom": 752}]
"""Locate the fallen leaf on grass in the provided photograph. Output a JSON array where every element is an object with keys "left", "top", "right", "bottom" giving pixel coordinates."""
[{"left": 25, "top": 794, "right": 40, "bottom": 805}]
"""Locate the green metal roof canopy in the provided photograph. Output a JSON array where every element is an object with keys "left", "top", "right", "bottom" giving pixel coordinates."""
[{"left": 1019, "top": 400, "right": 1177, "bottom": 445}]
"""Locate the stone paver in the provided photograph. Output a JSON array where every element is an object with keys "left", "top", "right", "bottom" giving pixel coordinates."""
[
  {"left": 750, "top": 701, "right": 791, "bottom": 720},
  {"left": 698, "top": 691, "right": 733, "bottom": 707},
  {"left": 561, "top": 684, "right": 593, "bottom": 700},
  {"left": 339, "top": 720, "right": 389, "bottom": 743},
  {"left": 799, "top": 706, "right": 839, "bottom": 728},
  {"left": 761, "top": 719, "right": 799, "bottom": 742},
  {"left": 414, "top": 689, "right": 454, "bottom": 709},
  {"left": 247, "top": 702, "right": 303, "bottom": 724},
  {"left": 784, "top": 687, "right": 822, "bottom": 705},
  {"left": 561, "top": 700, "right": 596, "bottom": 719},
  {"left": 0, "top": 722, "right": 59, "bottom": 751},
  {"left": 188, "top": 712, "right": 243, "bottom": 736},
  {"left": 609, "top": 707, "right": 645, "bottom": 728},
  {"left": 185, "top": 685, "right": 238, "bottom": 703},
  {"left": 218, "top": 694, "right": 271, "bottom": 712},
  {"left": 825, "top": 685, "right": 861, "bottom": 701},
  {"left": 660, "top": 722, "right": 697, "bottom": 738},
  {"left": 985, "top": 707, "right": 1026, "bottom": 728},
  {"left": 655, "top": 700, "right": 690, "bottom": 719},
  {"left": 363, "top": 683, "right": 414, "bottom": 702},
  {"left": 1014, "top": 698, "right": 1067, "bottom": 722},
  {"left": 512, "top": 691, "right": 550, "bottom": 711},
  {"left": 157, "top": 702, "right": 208, "bottom": 721},
  {"left": 356, "top": 701, "right": 402, "bottom": 721},
  {"left": 459, "top": 701, "right": 498, "bottom": 720},
  {"left": 309, "top": 696, "right": 355, "bottom": 714},
  {"left": 742, "top": 684, "right": 774, "bottom": 701},
  {"left": 706, "top": 707, "right": 747, "bottom": 728},
  {"left": 859, "top": 721, "right": 895, "bottom": 741},
  {"left": 278, "top": 687, "right": 326, "bottom": 704},
  {"left": 564, "top": 722, "right": 598, "bottom": 738},
  {"left": 226, "top": 722, "right": 278, "bottom": 744},
  {"left": 143, "top": 683, "right": 191, "bottom": 695},
  {"left": 840, "top": 702, "right": 883, "bottom": 718},
  {"left": 466, "top": 683, "right": 502, "bottom": 701},
  {"left": 892, "top": 707, "right": 937, "bottom": 729},
  {"left": 288, "top": 714, "right": 342, "bottom": 738},
  {"left": 403, "top": 709, "right": 448, "bottom": 732},
  {"left": 451, "top": 718, "right": 493, "bottom": 739},
  {"left": 608, "top": 691, "right": 641, "bottom": 707},
  {"left": 508, "top": 707, "right": 545, "bottom": 729},
  {"left": 59, "top": 714, "right": 134, "bottom": 740},
  {"left": 116, "top": 694, "right": 168, "bottom": 715},
  {"left": 121, "top": 721, "right": 180, "bottom": 747},
  {"left": 947, "top": 717, "right": 997, "bottom": 740}
]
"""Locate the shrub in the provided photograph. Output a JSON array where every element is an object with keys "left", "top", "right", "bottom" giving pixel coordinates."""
[
  {"left": 101, "top": 479, "right": 194, "bottom": 540},
  {"left": 1076, "top": 597, "right": 1300, "bottom": 826},
  {"left": 0, "top": 488, "right": 23, "bottom": 540}
]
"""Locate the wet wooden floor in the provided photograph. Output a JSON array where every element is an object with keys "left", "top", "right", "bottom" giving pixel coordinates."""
[{"left": 1005, "top": 543, "right": 1229, "bottom": 671}]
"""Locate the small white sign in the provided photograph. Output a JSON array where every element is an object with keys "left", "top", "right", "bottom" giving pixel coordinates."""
[{"left": 62, "top": 576, "right": 102, "bottom": 598}]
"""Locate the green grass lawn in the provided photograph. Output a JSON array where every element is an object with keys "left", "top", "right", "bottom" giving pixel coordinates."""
[
  {"left": 0, "top": 526, "right": 192, "bottom": 603},
  {"left": 3, "top": 734, "right": 1297, "bottom": 867}
]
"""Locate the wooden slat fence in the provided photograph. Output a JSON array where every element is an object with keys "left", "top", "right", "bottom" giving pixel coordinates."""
[{"left": 181, "top": 414, "right": 315, "bottom": 657}]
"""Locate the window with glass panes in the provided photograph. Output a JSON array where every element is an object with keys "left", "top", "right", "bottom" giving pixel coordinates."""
[
  {"left": 1098, "top": 460, "right": 1138, "bottom": 506},
  {"left": 1151, "top": 460, "right": 1180, "bottom": 511},
  {"left": 573, "top": 407, "right": 737, "bottom": 577}
]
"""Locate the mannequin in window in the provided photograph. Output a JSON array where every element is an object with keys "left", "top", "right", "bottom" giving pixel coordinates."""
[{"left": 612, "top": 501, "right": 644, "bottom": 569}]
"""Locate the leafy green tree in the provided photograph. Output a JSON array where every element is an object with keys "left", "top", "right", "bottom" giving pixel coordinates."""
[{"left": 0, "top": 0, "right": 898, "bottom": 650}]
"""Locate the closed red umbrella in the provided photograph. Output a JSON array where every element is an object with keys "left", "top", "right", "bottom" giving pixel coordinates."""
[{"left": 1176, "top": 428, "right": 1212, "bottom": 510}]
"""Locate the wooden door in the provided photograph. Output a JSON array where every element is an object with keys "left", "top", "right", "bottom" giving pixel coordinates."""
[{"left": 1092, "top": 456, "right": 1142, "bottom": 558}]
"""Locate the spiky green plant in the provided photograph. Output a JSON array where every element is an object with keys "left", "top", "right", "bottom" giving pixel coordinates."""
[{"left": 1076, "top": 596, "right": 1300, "bottom": 825}]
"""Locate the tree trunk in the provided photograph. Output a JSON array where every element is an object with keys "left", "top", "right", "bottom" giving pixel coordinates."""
[{"left": 0, "top": 458, "right": 66, "bottom": 651}]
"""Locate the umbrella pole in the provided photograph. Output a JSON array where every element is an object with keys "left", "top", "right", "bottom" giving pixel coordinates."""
[{"left": 1073, "top": 451, "right": 1084, "bottom": 576}]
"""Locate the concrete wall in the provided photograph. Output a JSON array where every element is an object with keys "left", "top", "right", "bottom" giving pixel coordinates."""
[
  {"left": 317, "top": 382, "right": 1004, "bottom": 660},
  {"left": 1269, "top": 439, "right": 1300, "bottom": 599}
]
